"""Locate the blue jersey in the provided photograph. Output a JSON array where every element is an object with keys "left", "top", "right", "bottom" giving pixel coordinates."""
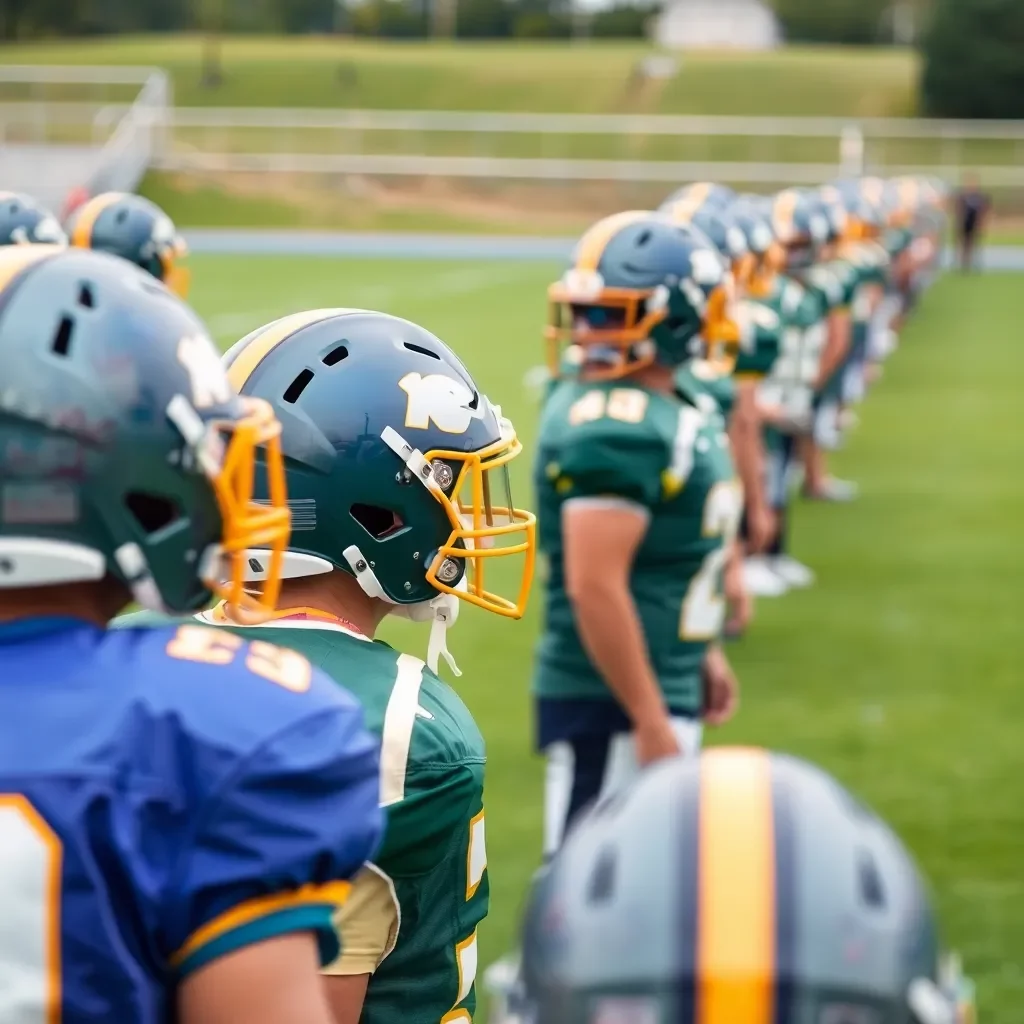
[{"left": 0, "top": 617, "right": 383, "bottom": 1023}]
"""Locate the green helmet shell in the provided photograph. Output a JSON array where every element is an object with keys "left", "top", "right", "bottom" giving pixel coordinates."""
[
  {"left": 225, "top": 309, "right": 533, "bottom": 614},
  {"left": 521, "top": 748, "right": 962, "bottom": 1024},
  {"left": 0, "top": 192, "right": 66, "bottom": 246},
  {"left": 67, "top": 193, "right": 189, "bottom": 296},
  {"left": 0, "top": 246, "right": 251, "bottom": 614}
]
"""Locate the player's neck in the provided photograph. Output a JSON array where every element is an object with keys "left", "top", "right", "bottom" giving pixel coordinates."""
[
  {"left": 0, "top": 580, "right": 128, "bottom": 629},
  {"left": 240, "top": 570, "right": 389, "bottom": 638},
  {"left": 627, "top": 362, "right": 677, "bottom": 393}
]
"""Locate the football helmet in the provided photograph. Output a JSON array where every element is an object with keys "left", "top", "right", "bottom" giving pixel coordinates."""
[
  {"left": 771, "top": 188, "right": 833, "bottom": 269},
  {"left": 0, "top": 192, "right": 67, "bottom": 246},
  {"left": 546, "top": 211, "right": 739, "bottom": 379},
  {"left": 520, "top": 747, "right": 976, "bottom": 1024},
  {"left": 659, "top": 195, "right": 756, "bottom": 295},
  {"left": 67, "top": 192, "right": 190, "bottom": 298},
  {"left": 832, "top": 179, "right": 886, "bottom": 240},
  {"left": 0, "top": 245, "right": 289, "bottom": 617},
  {"left": 728, "top": 196, "right": 786, "bottom": 299},
  {"left": 224, "top": 309, "right": 536, "bottom": 668},
  {"left": 661, "top": 182, "right": 737, "bottom": 218}
]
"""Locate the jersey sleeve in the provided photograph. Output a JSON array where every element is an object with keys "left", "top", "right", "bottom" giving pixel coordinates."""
[
  {"left": 551, "top": 417, "right": 668, "bottom": 509},
  {"left": 163, "top": 683, "right": 384, "bottom": 978},
  {"left": 734, "top": 299, "right": 783, "bottom": 379},
  {"left": 324, "top": 865, "right": 400, "bottom": 976}
]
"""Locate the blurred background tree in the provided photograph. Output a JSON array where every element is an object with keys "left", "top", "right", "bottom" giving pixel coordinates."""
[{"left": 921, "top": 0, "right": 1024, "bottom": 117}]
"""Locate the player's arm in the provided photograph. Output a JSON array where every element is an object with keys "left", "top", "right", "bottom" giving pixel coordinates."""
[
  {"left": 728, "top": 378, "right": 773, "bottom": 553},
  {"left": 558, "top": 427, "right": 679, "bottom": 765},
  {"left": 167, "top": 671, "right": 383, "bottom": 1024},
  {"left": 181, "top": 933, "right": 335, "bottom": 1024}
]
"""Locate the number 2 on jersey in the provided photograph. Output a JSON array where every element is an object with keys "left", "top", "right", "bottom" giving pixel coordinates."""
[
  {"left": 680, "top": 481, "right": 743, "bottom": 640},
  {"left": 0, "top": 795, "right": 61, "bottom": 1024}
]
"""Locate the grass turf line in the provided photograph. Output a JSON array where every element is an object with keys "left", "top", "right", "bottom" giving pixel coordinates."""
[{"left": 189, "top": 255, "right": 1023, "bottom": 1020}]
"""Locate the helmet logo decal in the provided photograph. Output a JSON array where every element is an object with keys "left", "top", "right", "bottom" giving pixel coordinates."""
[
  {"left": 399, "top": 372, "right": 479, "bottom": 434},
  {"left": 690, "top": 249, "right": 725, "bottom": 286},
  {"left": 177, "top": 335, "right": 232, "bottom": 409}
]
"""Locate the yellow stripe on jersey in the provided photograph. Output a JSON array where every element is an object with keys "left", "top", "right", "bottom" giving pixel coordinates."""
[{"left": 170, "top": 880, "right": 352, "bottom": 969}]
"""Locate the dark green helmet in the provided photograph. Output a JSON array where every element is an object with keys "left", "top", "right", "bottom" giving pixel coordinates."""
[
  {"left": 772, "top": 188, "right": 833, "bottom": 269},
  {"left": 546, "top": 211, "right": 740, "bottom": 379},
  {"left": 0, "top": 192, "right": 67, "bottom": 246},
  {"left": 520, "top": 748, "right": 975, "bottom": 1024},
  {"left": 67, "top": 192, "right": 190, "bottom": 298},
  {"left": 0, "top": 245, "right": 289, "bottom": 618},
  {"left": 224, "top": 309, "right": 536, "bottom": 663}
]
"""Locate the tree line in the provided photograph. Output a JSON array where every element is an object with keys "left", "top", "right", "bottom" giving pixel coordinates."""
[{"left": 1, "top": 0, "right": 1020, "bottom": 117}]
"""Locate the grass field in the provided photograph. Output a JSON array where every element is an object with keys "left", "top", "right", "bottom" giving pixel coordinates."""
[
  {"left": 0, "top": 35, "right": 917, "bottom": 116},
  {"left": 186, "top": 254, "right": 1024, "bottom": 1019}
]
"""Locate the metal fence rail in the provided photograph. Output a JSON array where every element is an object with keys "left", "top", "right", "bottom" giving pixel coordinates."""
[{"left": 155, "top": 107, "right": 1024, "bottom": 189}]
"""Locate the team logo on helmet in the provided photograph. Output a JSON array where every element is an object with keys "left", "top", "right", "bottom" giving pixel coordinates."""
[{"left": 399, "top": 371, "right": 481, "bottom": 434}]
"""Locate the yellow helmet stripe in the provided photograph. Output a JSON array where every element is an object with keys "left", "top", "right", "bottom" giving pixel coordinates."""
[
  {"left": 664, "top": 181, "right": 714, "bottom": 225},
  {"left": 70, "top": 193, "right": 123, "bottom": 248},
  {"left": 0, "top": 244, "right": 64, "bottom": 296},
  {"left": 697, "top": 747, "right": 775, "bottom": 1024},
  {"left": 226, "top": 308, "right": 359, "bottom": 391},
  {"left": 574, "top": 210, "right": 651, "bottom": 273}
]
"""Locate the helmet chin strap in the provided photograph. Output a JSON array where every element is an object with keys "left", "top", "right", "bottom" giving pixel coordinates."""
[{"left": 341, "top": 543, "right": 463, "bottom": 678}]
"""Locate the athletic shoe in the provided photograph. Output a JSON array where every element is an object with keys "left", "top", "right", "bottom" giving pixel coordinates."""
[
  {"left": 770, "top": 555, "right": 815, "bottom": 589},
  {"left": 743, "top": 556, "right": 789, "bottom": 597}
]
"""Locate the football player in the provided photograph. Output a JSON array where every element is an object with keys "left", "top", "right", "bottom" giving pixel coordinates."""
[
  {"left": 0, "top": 246, "right": 383, "bottom": 1022},
  {"left": 0, "top": 191, "right": 67, "bottom": 245},
  {"left": 517, "top": 748, "right": 976, "bottom": 1024},
  {"left": 660, "top": 188, "right": 777, "bottom": 562},
  {"left": 121, "top": 308, "right": 537, "bottom": 1024},
  {"left": 66, "top": 191, "right": 191, "bottom": 297},
  {"left": 536, "top": 211, "right": 742, "bottom": 857}
]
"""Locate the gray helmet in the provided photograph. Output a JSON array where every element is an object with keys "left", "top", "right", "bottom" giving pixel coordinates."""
[{"left": 520, "top": 748, "right": 974, "bottom": 1024}]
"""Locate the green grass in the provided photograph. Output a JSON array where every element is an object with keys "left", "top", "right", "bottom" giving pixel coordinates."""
[
  {"left": 187, "top": 256, "right": 1024, "bottom": 1019},
  {"left": 0, "top": 35, "right": 917, "bottom": 116}
]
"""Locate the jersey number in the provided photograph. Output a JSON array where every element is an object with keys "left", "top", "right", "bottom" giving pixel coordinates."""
[
  {"left": 0, "top": 796, "right": 62, "bottom": 1024},
  {"left": 166, "top": 625, "right": 312, "bottom": 692},
  {"left": 567, "top": 388, "right": 649, "bottom": 427},
  {"left": 680, "top": 481, "right": 744, "bottom": 640}
]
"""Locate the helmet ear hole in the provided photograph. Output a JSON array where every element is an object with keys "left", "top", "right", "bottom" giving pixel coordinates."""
[
  {"left": 125, "top": 492, "right": 181, "bottom": 535},
  {"left": 350, "top": 503, "right": 404, "bottom": 540}
]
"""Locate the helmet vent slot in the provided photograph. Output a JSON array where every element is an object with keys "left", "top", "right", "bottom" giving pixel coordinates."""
[
  {"left": 52, "top": 316, "right": 74, "bottom": 357},
  {"left": 403, "top": 342, "right": 441, "bottom": 361},
  {"left": 126, "top": 492, "right": 180, "bottom": 535},
  {"left": 283, "top": 368, "right": 315, "bottom": 404},
  {"left": 350, "top": 503, "right": 404, "bottom": 540},
  {"left": 322, "top": 345, "right": 348, "bottom": 367},
  {"left": 586, "top": 846, "right": 617, "bottom": 905},
  {"left": 78, "top": 285, "right": 94, "bottom": 309},
  {"left": 856, "top": 849, "right": 886, "bottom": 909}
]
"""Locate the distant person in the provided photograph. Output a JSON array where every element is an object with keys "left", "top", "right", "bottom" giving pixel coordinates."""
[{"left": 956, "top": 174, "right": 991, "bottom": 271}]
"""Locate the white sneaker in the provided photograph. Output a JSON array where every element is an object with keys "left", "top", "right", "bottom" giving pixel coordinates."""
[
  {"left": 770, "top": 555, "right": 815, "bottom": 589},
  {"left": 743, "top": 556, "right": 789, "bottom": 597}
]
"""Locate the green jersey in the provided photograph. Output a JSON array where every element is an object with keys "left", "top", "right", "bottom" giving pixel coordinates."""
[
  {"left": 532, "top": 376, "right": 741, "bottom": 715},
  {"left": 756, "top": 275, "right": 826, "bottom": 427},
  {"left": 117, "top": 608, "right": 487, "bottom": 1024},
  {"left": 676, "top": 358, "right": 736, "bottom": 419},
  {"left": 734, "top": 292, "right": 784, "bottom": 380}
]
